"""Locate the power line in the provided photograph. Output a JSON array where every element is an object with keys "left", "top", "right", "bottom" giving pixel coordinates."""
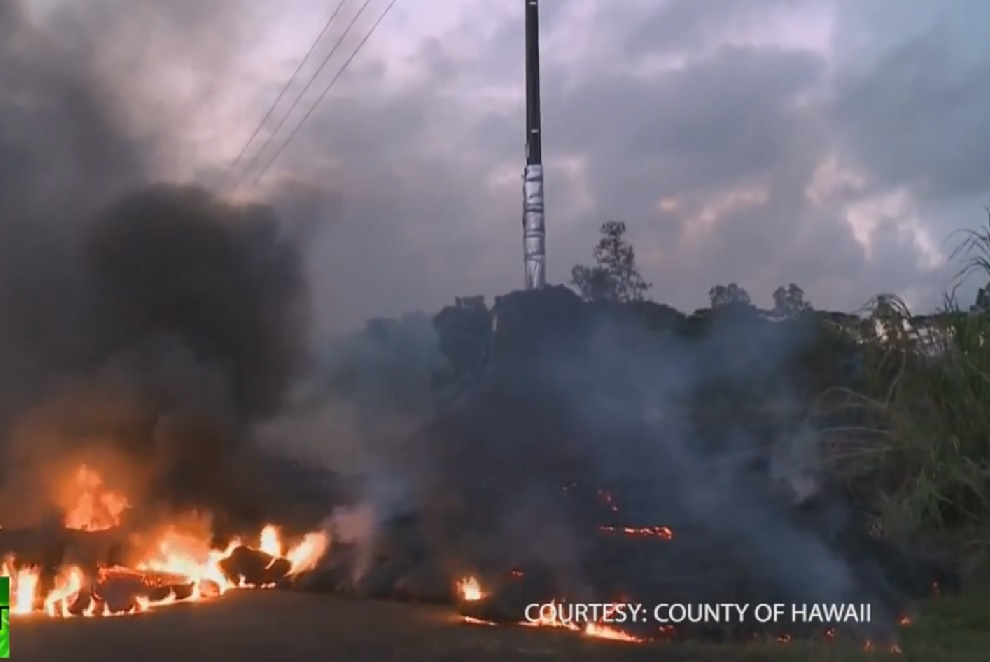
[
  {"left": 243, "top": 0, "right": 398, "bottom": 191},
  {"left": 222, "top": 0, "right": 350, "bottom": 193},
  {"left": 231, "top": 0, "right": 381, "bottom": 194}
]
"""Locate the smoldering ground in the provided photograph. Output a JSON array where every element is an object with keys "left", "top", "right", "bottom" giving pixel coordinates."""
[
  {"left": 0, "top": 1, "right": 309, "bottom": 528},
  {"left": 321, "top": 293, "right": 905, "bottom": 639}
]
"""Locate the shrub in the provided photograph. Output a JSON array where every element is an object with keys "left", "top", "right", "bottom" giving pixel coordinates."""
[{"left": 816, "top": 220, "right": 990, "bottom": 565}]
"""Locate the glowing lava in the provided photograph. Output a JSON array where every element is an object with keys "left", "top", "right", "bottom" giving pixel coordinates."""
[
  {"left": 521, "top": 600, "right": 645, "bottom": 642},
  {"left": 2, "top": 465, "right": 329, "bottom": 618}
]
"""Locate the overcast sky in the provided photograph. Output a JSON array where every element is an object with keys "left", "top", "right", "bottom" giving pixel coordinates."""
[{"left": 23, "top": 0, "right": 990, "bottom": 334}]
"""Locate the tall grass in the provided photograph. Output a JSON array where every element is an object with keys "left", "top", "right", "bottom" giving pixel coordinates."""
[{"left": 814, "top": 217, "right": 990, "bottom": 562}]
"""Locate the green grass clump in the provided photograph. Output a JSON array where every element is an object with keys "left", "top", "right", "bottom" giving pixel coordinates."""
[{"left": 812, "top": 217, "right": 990, "bottom": 563}]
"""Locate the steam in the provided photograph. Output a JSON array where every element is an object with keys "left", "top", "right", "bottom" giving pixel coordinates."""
[{"left": 255, "top": 313, "right": 444, "bottom": 472}]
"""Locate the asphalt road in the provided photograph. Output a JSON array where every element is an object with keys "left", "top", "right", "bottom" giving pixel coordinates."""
[{"left": 10, "top": 591, "right": 686, "bottom": 662}]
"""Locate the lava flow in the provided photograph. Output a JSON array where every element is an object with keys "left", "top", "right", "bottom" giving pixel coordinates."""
[
  {"left": 521, "top": 600, "right": 645, "bottom": 643},
  {"left": 455, "top": 576, "right": 643, "bottom": 643},
  {"left": 1, "top": 465, "right": 330, "bottom": 618}
]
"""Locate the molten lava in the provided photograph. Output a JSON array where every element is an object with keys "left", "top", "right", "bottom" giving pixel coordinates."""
[
  {"left": 598, "top": 525, "right": 674, "bottom": 539},
  {"left": 456, "top": 578, "right": 643, "bottom": 643},
  {"left": 521, "top": 599, "right": 645, "bottom": 643},
  {"left": 2, "top": 465, "right": 330, "bottom": 618}
]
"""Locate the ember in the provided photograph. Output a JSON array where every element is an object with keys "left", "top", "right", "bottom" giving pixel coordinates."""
[
  {"left": 596, "top": 489, "right": 619, "bottom": 513},
  {"left": 598, "top": 525, "right": 674, "bottom": 539}
]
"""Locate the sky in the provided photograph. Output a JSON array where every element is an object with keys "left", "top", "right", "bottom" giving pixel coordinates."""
[{"left": 19, "top": 0, "right": 990, "bottom": 335}]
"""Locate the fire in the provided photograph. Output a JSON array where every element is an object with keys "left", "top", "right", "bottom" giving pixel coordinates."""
[
  {"left": 134, "top": 530, "right": 240, "bottom": 596},
  {"left": 521, "top": 600, "right": 645, "bottom": 643},
  {"left": 284, "top": 531, "right": 330, "bottom": 575},
  {"left": 598, "top": 525, "right": 674, "bottom": 539},
  {"left": 61, "top": 465, "right": 130, "bottom": 531},
  {"left": 457, "top": 576, "right": 484, "bottom": 601},
  {"left": 459, "top": 590, "right": 645, "bottom": 642},
  {"left": 8, "top": 565, "right": 38, "bottom": 615},
  {"left": 2, "top": 524, "right": 329, "bottom": 617},
  {"left": 2, "top": 466, "right": 330, "bottom": 618},
  {"left": 259, "top": 525, "right": 281, "bottom": 558},
  {"left": 583, "top": 622, "right": 644, "bottom": 642},
  {"left": 462, "top": 616, "right": 495, "bottom": 626}
]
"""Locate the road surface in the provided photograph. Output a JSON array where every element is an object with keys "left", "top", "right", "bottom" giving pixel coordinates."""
[{"left": 10, "top": 591, "right": 686, "bottom": 662}]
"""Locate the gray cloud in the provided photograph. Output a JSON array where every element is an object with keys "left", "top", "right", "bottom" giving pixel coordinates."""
[
  {"left": 15, "top": 0, "right": 988, "bottom": 331},
  {"left": 831, "top": 6, "right": 990, "bottom": 202},
  {"left": 249, "top": 0, "right": 988, "bottom": 329}
]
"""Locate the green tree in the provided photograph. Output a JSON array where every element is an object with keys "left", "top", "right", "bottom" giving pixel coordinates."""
[
  {"left": 570, "top": 221, "right": 652, "bottom": 302},
  {"left": 772, "top": 283, "right": 813, "bottom": 318},
  {"left": 709, "top": 282, "right": 751, "bottom": 308}
]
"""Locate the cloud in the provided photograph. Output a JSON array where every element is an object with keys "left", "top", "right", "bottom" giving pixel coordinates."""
[{"left": 18, "top": 0, "right": 990, "bottom": 330}]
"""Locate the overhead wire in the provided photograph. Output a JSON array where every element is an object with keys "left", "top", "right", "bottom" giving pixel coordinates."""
[
  {"left": 221, "top": 0, "right": 351, "bottom": 193},
  {"left": 240, "top": 0, "right": 398, "bottom": 193},
  {"left": 231, "top": 0, "right": 391, "bottom": 194}
]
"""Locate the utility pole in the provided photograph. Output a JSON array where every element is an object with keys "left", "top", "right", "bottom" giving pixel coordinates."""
[{"left": 522, "top": 0, "right": 546, "bottom": 289}]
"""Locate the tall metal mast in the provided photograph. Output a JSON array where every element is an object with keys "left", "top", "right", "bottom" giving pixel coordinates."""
[{"left": 522, "top": 0, "right": 545, "bottom": 289}]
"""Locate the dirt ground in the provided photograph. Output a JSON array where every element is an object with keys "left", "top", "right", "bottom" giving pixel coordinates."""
[{"left": 10, "top": 591, "right": 688, "bottom": 662}]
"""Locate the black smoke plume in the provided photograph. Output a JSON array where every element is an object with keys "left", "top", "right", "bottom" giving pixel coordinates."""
[{"left": 0, "top": 1, "right": 309, "bottom": 529}]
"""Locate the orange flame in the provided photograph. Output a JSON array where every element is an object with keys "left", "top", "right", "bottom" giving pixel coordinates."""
[
  {"left": 521, "top": 600, "right": 645, "bottom": 643},
  {"left": 456, "top": 576, "right": 484, "bottom": 601},
  {"left": 598, "top": 525, "right": 674, "bottom": 539},
  {"left": 61, "top": 465, "right": 130, "bottom": 531},
  {"left": 2, "top": 465, "right": 331, "bottom": 618}
]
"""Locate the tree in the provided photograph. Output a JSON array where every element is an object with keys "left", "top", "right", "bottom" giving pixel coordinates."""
[
  {"left": 570, "top": 221, "right": 652, "bottom": 302},
  {"left": 772, "top": 283, "right": 813, "bottom": 318},
  {"left": 709, "top": 283, "right": 751, "bottom": 308}
]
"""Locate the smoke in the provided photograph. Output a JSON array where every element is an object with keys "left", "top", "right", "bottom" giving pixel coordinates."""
[
  {"left": 0, "top": 1, "right": 309, "bottom": 528},
  {"left": 0, "top": 184, "right": 309, "bottom": 526},
  {"left": 324, "top": 290, "right": 901, "bottom": 636},
  {"left": 323, "top": 503, "right": 378, "bottom": 582},
  {"left": 255, "top": 313, "right": 444, "bottom": 473},
  {"left": 563, "top": 309, "right": 892, "bottom": 617}
]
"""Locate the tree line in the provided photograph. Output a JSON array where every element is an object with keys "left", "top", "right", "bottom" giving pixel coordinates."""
[{"left": 570, "top": 220, "right": 813, "bottom": 318}]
